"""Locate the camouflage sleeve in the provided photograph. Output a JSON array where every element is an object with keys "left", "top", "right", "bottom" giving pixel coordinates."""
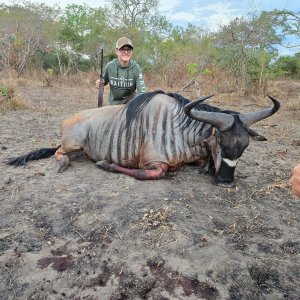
[{"left": 135, "top": 64, "right": 146, "bottom": 94}]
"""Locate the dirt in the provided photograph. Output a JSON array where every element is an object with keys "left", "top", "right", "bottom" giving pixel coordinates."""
[{"left": 0, "top": 80, "right": 300, "bottom": 300}]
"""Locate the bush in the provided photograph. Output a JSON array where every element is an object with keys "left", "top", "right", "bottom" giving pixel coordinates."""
[
  {"left": 0, "top": 85, "right": 25, "bottom": 112},
  {"left": 0, "top": 85, "right": 14, "bottom": 99},
  {"left": 271, "top": 53, "right": 300, "bottom": 79}
]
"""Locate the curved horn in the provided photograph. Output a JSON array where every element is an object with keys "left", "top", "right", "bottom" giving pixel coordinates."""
[
  {"left": 184, "top": 95, "right": 234, "bottom": 131},
  {"left": 239, "top": 95, "right": 280, "bottom": 127}
]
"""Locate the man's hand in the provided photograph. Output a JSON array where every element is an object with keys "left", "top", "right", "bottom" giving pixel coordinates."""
[
  {"left": 96, "top": 79, "right": 104, "bottom": 89},
  {"left": 291, "top": 164, "right": 300, "bottom": 197}
]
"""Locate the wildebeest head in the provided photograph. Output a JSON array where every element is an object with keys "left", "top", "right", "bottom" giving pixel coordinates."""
[{"left": 184, "top": 95, "right": 280, "bottom": 187}]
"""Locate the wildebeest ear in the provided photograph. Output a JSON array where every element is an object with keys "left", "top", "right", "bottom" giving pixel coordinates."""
[{"left": 248, "top": 128, "right": 267, "bottom": 141}]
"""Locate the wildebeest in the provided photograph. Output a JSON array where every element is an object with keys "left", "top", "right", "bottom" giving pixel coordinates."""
[{"left": 7, "top": 91, "right": 280, "bottom": 187}]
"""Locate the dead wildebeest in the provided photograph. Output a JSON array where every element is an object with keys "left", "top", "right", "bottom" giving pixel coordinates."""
[{"left": 7, "top": 91, "right": 280, "bottom": 187}]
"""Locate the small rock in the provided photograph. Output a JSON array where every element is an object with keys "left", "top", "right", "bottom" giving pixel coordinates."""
[{"left": 4, "top": 177, "right": 12, "bottom": 184}]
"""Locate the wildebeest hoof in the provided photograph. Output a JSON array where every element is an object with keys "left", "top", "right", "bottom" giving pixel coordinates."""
[
  {"left": 96, "top": 160, "right": 117, "bottom": 172},
  {"left": 57, "top": 155, "right": 70, "bottom": 173}
]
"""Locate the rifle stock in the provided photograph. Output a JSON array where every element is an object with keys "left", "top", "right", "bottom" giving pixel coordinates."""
[
  {"left": 97, "top": 48, "right": 104, "bottom": 107},
  {"left": 97, "top": 81, "right": 104, "bottom": 107}
]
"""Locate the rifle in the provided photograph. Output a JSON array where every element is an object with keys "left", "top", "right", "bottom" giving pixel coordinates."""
[{"left": 97, "top": 48, "right": 104, "bottom": 107}]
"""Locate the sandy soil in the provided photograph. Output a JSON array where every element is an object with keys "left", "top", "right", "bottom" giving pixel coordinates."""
[{"left": 0, "top": 80, "right": 299, "bottom": 300}]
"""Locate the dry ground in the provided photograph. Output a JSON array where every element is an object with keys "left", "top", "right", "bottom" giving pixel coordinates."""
[{"left": 0, "top": 79, "right": 300, "bottom": 300}]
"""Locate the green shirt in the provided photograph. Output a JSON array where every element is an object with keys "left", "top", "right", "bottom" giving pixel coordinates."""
[{"left": 103, "top": 58, "right": 146, "bottom": 105}]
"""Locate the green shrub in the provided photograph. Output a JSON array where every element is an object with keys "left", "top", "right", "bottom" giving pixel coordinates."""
[
  {"left": 0, "top": 85, "right": 14, "bottom": 99},
  {"left": 187, "top": 63, "right": 199, "bottom": 77}
]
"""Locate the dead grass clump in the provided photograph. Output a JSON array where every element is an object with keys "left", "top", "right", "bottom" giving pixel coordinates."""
[
  {"left": 0, "top": 85, "right": 26, "bottom": 112},
  {"left": 42, "top": 69, "right": 54, "bottom": 88},
  {"left": 284, "top": 96, "right": 300, "bottom": 112},
  {"left": 267, "top": 79, "right": 300, "bottom": 112},
  {"left": 0, "top": 95, "right": 26, "bottom": 112},
  {"left": 136, "top": 206, "right": 179, "bottom": 250},
  {"left": 201, "top": 67, "right": 240, "bottom": 94},
  {"left": 142, "top": 207, "right": 170, "bottom": 228},
  {"left": 13, "top": 77, "right": 30, "bottom": 87},
  {"left": 268, "top": 79, "right": 300, "bottom": 99},
  {"left": 56, "top": 71, "right": 97, "bottom": 87},
  {"left": 15, "top": 70, "right": 97, "bottom": 88}
]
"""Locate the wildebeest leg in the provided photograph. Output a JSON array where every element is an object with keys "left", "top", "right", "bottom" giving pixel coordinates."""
[
  {"left": 54, "top": 148, "right": 70, "bottom": 173},
  {"left": 198, "top": 156, "right": 215, "bottom": 176},
  {"left": 96, "top": 161, "right": 168, "bottom": 180},
  {"left": 53, "top": 113, "right": 88, "bottom": 172}
]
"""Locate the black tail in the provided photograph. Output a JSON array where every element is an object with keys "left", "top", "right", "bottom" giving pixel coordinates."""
[{"left": 7, "top": 146, "right": 60, "bottom": 166}]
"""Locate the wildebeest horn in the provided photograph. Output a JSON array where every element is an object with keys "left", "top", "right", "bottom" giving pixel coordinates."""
[
  {"left": 184, "top": 95, "right": 235, "bottom": 131},
  {"left": 239, "top": 95, "right": 280, "bottom": 127}
]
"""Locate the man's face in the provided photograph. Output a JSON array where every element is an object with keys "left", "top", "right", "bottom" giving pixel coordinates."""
[{"left": 115, "top": 46, "right": 133, "bottom": 64}]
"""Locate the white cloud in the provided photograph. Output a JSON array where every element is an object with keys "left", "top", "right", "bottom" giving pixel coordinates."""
[
  {"left": 158, "top": 1, "right": 242, "bottom": 29},
  {"left": 165, "top": 11, "right": 197, "bottom": 22},
  {"left": 159, "top": 0, "right": 181, "bottom": 12},
  {"left": 192, "top": 2, "right": 242, "bottom": 31},
  {"left": 205, "top": 14, "right": 234, "bottom": 31},
  {"left": 193, "top": 2, "right": 239, "bottom": 14}
]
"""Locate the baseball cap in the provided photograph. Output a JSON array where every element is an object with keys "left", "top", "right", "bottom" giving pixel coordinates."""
[{"left": 116, "top": 37, "right": 133, "bottom": 49}]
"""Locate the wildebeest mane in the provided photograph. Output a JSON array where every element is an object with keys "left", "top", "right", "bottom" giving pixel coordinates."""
[
  {"left": 123, "top": 90, "right": 224, "bottom": 130},
  {"left": 124, "top": 90, "right": 166, "bottom": 128}
]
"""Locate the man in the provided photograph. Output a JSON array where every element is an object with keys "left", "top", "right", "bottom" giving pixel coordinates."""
[
  {"left": 291, "top": 164, "right": 300, "bottom": 197},
  {"left": 96, "top": 37, "right": 146, "bottom": 106}
]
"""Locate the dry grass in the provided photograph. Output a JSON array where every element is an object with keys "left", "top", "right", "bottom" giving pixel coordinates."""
[
  {"left": 267, "top": 79, "right": 300, "bottom": 115},
  {"left": 53, "top": 71, "right": 97, "bottom": 87},
  {"left": 1, "top": 70, "right": 299, "bottom": 113},
  {"left": 13, "top": 69, "right": 97, "bottom": 88},
  {"left": 0, "top": 82, "right": 27, "bottom": 113},
  {"left": 285, "top": 97, "right": 300, "bottom": 113},
  {"left": 0, "top": 94, "right": 26, "bottom": 112},
  {"left": 267, "top": 79, "right": 300, "bottom": 99}
]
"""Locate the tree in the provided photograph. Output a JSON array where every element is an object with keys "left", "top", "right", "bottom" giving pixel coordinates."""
[
  {"left": 83, "top": 8, "right": 109, "bottom": 71},
  {"left": 269, "top": 9, "right": 300, "bottom": 49},
  {"left": 271, "top": 52, "right": 300, "bottom": 78},
  {"left": 59, "top": 4, "right": 92, "bottom": 52},
  {"left": 0, "top": 2, "right": 60, "bottom": 75},
  {"left": 213, "top": 9, "right": 300, "bottom": 93},
  {"left": 108, "top": 0, "right": 162, "bottom": 31},
  {"left": 56, "top": 4, "right": 111, "bottom": 74}
]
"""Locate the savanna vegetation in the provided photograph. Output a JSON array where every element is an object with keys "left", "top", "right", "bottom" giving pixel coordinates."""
[{"left": 0, "top": 0, "right": 299, "bottom": 99}]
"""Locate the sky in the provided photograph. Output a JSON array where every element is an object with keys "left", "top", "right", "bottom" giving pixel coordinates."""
[
  {"left": 1, "top": 0, "right": 299, "bottom": 30},
  {"left": 162, "top": 0, "right": 299, "bottom": 30},
  {"left": 1, "top": 0, "right": 299, "bottom": 54}
]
